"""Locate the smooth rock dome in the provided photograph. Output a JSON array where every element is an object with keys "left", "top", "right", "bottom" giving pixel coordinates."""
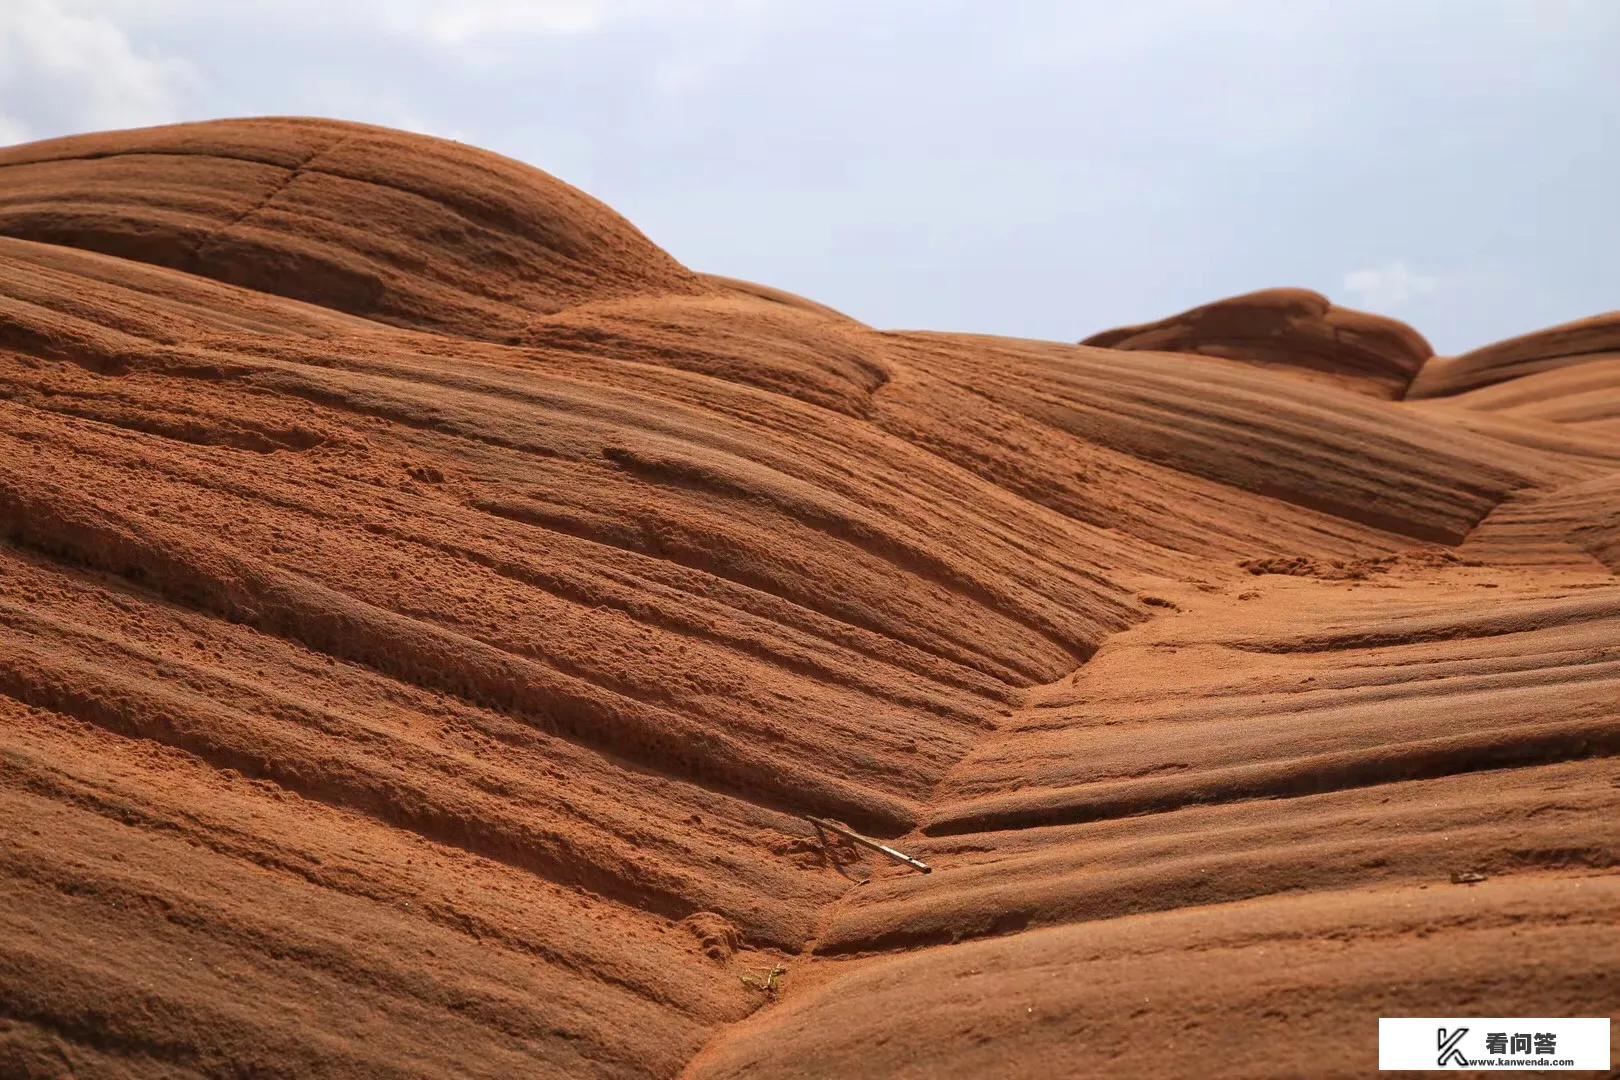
[
  {"left": 1083, "top": 286, "right": 1433, "bottom": 398},
  {"left": 0, "top": 117, "right": 705, "bottom": 340}
]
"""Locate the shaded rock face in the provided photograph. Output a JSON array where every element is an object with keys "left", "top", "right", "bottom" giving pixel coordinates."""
[
  {"left": 1082, "top": 287, "right": 1433, "bottom": 398},
  {"left": 0, "top": 119, "right": 1617, "bottom": 1080}
]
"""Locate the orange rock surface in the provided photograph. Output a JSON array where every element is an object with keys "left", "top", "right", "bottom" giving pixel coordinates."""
[{"left": 0, "top": 119, "right": 1614, "bottom": 1078}]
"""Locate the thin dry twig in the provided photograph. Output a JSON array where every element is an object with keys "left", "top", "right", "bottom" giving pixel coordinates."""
[{"left": 806, "top": 816, "right": 932, "bottom": 874}]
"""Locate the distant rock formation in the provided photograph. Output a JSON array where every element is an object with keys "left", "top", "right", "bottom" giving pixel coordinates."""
[
  {"left": 1082, "top": 286, "right": 1432, "bottom": 398},
  {"left": 1410, "top": 310, "right": 1620, "bottom": 398}
]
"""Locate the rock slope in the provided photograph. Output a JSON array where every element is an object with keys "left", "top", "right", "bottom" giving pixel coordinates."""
[{"left": 0, "top": 119, "right": 1615, "bottom": 1078}]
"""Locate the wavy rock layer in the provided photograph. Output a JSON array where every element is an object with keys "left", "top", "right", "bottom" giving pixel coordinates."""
[
  {"left": 1410, "top": 311, "right": 1620, "bottom": 400},
  {"left": 1082, "top": 287, "right": 1433, "bottom": 398},
  {"left": 0, "top": 118, "right": 703, "bottom": 341},
  {"left": 0, "top": 120, "right": 1615, "bottom": 1079}
]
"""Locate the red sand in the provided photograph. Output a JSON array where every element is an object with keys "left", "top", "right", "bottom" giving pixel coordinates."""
[{"left": 0, "top": 118, "right": 1615, "bottom": 1078}]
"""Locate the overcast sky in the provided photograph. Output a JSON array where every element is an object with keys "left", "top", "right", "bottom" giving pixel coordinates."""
[{"left": 3, "top": 0, "right": 1616, "bottom": 352}]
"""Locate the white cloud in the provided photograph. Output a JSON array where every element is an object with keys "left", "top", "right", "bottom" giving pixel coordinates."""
[
  {"left": 0, "top": 115, "right": 31, "bottom": 146},
  {"left": 1341, "top": 259, "right": 1441, "bottom": 311},
  {"left": 0, "top": 0, "right": 195, "bottom": 141},
  {"left": 368, "top": 0, "right": 770, "bottom": 47},
  {"left": 402, "top": 0, "right": 610, "bottom": 44}
]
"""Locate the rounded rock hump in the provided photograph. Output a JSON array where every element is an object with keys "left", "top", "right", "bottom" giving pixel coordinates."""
[
  {"left": 1082, "top": 287, "right": 1432, "bottom": 399},
  {"left": 1409, "top": 310, "right": 1620, "bottom": 399},
  {"left": 0, "top": 117, "right": 705, "bottom": 341}
]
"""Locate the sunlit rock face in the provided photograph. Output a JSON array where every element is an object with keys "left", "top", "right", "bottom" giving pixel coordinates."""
[{"left": 0, "top": 119, "right": 1615, "bottom": 1079}]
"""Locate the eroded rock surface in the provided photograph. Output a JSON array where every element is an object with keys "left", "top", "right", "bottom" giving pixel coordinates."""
[{"left": 0, "top": 120, "right": 1615, "bottom": 1079}]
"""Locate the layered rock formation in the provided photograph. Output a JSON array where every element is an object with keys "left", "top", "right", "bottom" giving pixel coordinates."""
[
  {"left": 0, "top": 119, "right": 1614, "bottom": 1078},
  {"left": 1080, "top": 287, "right": 1433, "bottom": 398}
]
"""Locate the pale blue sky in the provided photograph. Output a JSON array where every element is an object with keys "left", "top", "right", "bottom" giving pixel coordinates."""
[{"left": 3, "top": 0, "right": 1616, "bottom": 352}]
